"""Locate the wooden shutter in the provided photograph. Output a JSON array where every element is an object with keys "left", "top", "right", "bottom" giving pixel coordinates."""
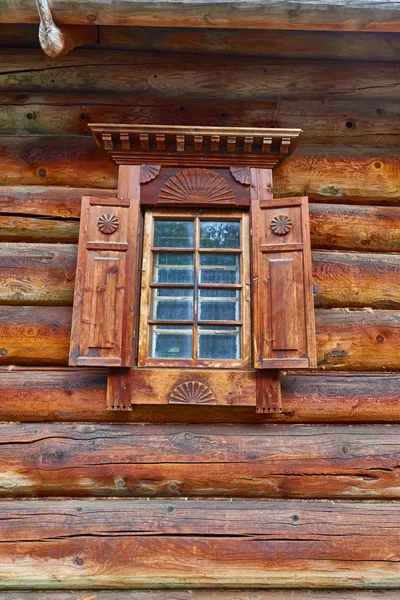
[
  {"left": 69, "top": 166, "right": 141, "bottom": 367},
  {"left": 250, "top": 168, "right": 316, "bottom": 370}
]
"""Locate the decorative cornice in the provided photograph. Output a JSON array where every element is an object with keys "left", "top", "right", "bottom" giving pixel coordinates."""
[{"left": 89, "top": 124, "right": 302, "bottom": 168}]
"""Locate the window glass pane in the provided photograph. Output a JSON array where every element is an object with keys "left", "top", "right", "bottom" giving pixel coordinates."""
[
  {"left": 153, "top": 252, "right": 194, "bottom": 284},
  {"left": 200, "top": 221, "right": 240, "bottom": 249},
  {"left": 198, "top": 326, "right": 240, "bottom": 359},
  {"left": 154, "top": 220, "right": 194, "bottom": 248},
  {"left": 200, "top": 253, "right": 240, "bottom": 284},
  {"left": 149, "top": 325, "right": 192, "bottom": 358},
  {"left": 151, "top": 288, "right": 193, "bottom": 321},
  {"left": 199, "top": 289, "right": 239, "bottom": 321}
]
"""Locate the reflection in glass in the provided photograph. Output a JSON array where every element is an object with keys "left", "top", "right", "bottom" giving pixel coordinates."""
[
  {"left": 153, "top": 252, "right": 194, "bottom": 284},
  {"left": 151, "top": 288, "right": 193, "bottom": 321},
  {"left": 200, "top": 253, "right": 240, "bottom": 284},
  {"left": 199, "top": 289, "right": 239, "bottom": 321},
  {"left": 149, "top": 325, "right": 192, "bottom": 358},
  {"left": 200, "top": 221, "right": 240, "bottom": 249},
  {"left": 154, "top": 220, "right": 194, "bottom": 248},
  {"left": 198, "top": 326, "right": 240, "bottom": 359}
]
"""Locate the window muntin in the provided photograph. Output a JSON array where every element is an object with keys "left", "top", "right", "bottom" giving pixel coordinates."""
[{"left": 138, "top": 210, "right": 251, "bottom": 368}]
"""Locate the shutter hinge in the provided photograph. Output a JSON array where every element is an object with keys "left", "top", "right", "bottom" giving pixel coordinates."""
[{"left": 313, "top": 281, "right": 317, "bottom": 294}]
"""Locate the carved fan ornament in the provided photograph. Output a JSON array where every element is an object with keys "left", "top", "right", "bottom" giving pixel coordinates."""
[
  {"left": 98, "top": 213, "right": 119, "bottom": 234},
  {"left": 169, "top": 381, "right": 216, "bottom": 405},
  {"left": 159, "top": 168, "right": 235, "bottom": 204},
  {"left": 140, "top": 164, "right": 161, "bottom": 184},
  {"left": 270, "top": 215, "right": 292, "bottom": 235},
  {"left": 230, "top": 166, "right": 251, "bottom": 185}
]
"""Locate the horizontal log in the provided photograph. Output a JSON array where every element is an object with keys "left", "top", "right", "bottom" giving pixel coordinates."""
[
  {"left": 0, "top": 593, "right": 398, "bottom": 600},
  {"left": 2, "top": 499, "right": 400, "bottom": 588},
  {"left": 6, "top": 24, "right": 400, "bottom": 63},
  {"left": 0, "top": 243, "right": 76, "bottom": 305},
  {"left": 2, "top": 188, "right": 399, "bottom": 252},
  {"left": 2, "top": 139, "right": 400, "bottom": 205},
  {"left": 0, "top": 215, "right": 78, "bottom": 243},
  {"left": 3, "top": 422, "right": 400, "bottom": 498},
  {"left": 1, "top": 243, "right": 399, "bottom": 308},
  {"left": 1, "top": 92, "right": 400, "bottom": 148},
  {"left": 2, "top": 50, "right": 400, "bottom": 101},
  {"left": 0, "top": 307, "right": 398, "bottom": 369},
  {"left": 0, "top": 369, "right": 398, "bottom": 423},
  {"left": 0, "top": 0, "right": 399, "bottom": 31}
]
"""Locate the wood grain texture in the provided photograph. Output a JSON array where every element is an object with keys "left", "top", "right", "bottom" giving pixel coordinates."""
[
  {"left": 0, "top": 216, "right": 78, "bottom": 243},
  {"left": 3, "top": 422, "right": 400, "bottom": 498},
  {"left": 1, "top": 244, "right": 398, "bottom": 309},
  {"left": 0, "top": 307, "right": 399, "bottom": 369},
  {"left": 0, "top": 368, "right": 399, "bottom": 423},
  {"left": 2, "top": 499, "right": 400, "bottom": 588},
  {"left": 309, "top": 204, "right": 400, "bottom": 252},
  {"left": 2, "top": 189, "right": 399, "bottom": 252},
  {"left": 3, "top": 50, "right": 400, "bottom": 100},
  {"left": 2, "top": 93, "right": 400, "bottom": 148},
  {"left": 0, "top": 0, "right": 400, "bottom": 31},
  {"left": 0, "top": 243, "right": 76, "bottom": 305},
  {"left": 0, "top": 593, "right": 398, "bottom": 600},
  {"left": 2, "top": 139, "right": 400, "bottom": 206}
]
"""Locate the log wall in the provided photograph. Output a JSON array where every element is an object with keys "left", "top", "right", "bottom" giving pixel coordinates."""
[{"left": 0, "top": 25, "right": 400, "bottom": 595}]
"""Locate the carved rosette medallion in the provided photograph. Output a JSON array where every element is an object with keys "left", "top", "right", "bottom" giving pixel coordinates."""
[
  {"left": 230, "top": 166, "right": 251, "bottom": 185},
  {"left": 98, "top": 213, "right": 119, "bottom": 234},
  {"left": 270, "top": 215, "right": 292, "bottom": 235},
  {"left": 159, "top": 168, "right": 235, "bottom": 204},
  {"left": 140, "top": 164, "right": 161, "bottom": 184},
  {"left": 169, "top": 381, "right": 216, "bottom": 405}
]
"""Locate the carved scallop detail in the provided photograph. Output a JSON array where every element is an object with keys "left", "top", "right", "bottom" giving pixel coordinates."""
[
  {"left": 270, "top": 214, "right": 292, "bottom": 235},
  {"left": 169, "top": 381, "right": 216, "bottom": 405},
  {"left": 230, "top": 166, "right": 251, "bottom": 185},
  {"left": 140, "top": 164, "right": 161, "bottom": 184},
  {"left": 159, "top": 168, "right": 235, "bottom": 204},
  {"left": 98, "top": 213, "right": 119, "bottom": 234}
]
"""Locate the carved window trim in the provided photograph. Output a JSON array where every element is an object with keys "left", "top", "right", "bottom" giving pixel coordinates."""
[{"left": 138, "top": 208, "right": 251, "bottom": 369}]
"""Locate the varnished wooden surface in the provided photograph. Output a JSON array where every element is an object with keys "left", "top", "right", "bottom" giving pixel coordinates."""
[
  {"left": 2, "top": 138, "right": 400, "bottom": 206},
  {"left": 3, "top": 422, "right": 400, "bottom": 498},
  {"left": 0, "top": 0, "right": 400, "bottom": 31},
  {"left": 0, "top": 369, "right": 399, "bottom": 423},
  {"left": 2, "top": 499, "right": 400, "bottom": 588},
  {"left": 0, "top": 307, "right": 398, "bottom": 370}
]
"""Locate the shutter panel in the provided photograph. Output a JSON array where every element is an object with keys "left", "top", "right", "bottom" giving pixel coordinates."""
[
  {"left": 69, "top": 166, "right": 141, "bottom": 367},
  {"left": 250, "top": 168, "right": 316, "bottom": 370}
]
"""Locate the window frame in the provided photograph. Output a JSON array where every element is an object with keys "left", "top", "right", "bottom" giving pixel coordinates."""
[{"left": 138, "top": 208, "right": 251, "bottom": 369}]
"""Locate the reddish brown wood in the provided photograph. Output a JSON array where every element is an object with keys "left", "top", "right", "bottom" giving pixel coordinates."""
[
  {"left": 0, "top": 368, "right": 399, "bottom": 423},
  {"left": 0, "top": 592, "right": 396, "bottom": 600},
  {"left": 3, "top": 421, "right": 400, "bottom": 498},
  {"left": 250, "top": 170, "right": 316, "bottom": 369},
  {"left": 1, "top": 499, "right": 400, "bottom": 588},
  {"left": 70, "top": 167, "right": 141, "bottom": 367}
]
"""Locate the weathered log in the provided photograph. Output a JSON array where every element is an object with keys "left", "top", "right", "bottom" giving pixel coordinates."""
[
  {"left": 2, "top": 422, "right": 400, "bottom": 498},
  {"left": 1, "top": 93, "right": 399, "bottom": 148},
  {"left": 2, "top": 50, "right": 400, "bottom": 100},
  {"left": 1, "top": 138, "right": 400, "bottom": 205},
  {"left": 309, "top": 204, "right": 400, "bottom": 252},
  {"left": 0, "top": 368, "right": 398, "bottom": 423},
  {"left": 1, "top": 188, "right": 399, "bottom": 251},
  {"left": 6, "top": 24, "right": 400, "bottom": 63},
  {"left": 0, "top": 243, "right": 76, "bottom": 305},
  {"left": 1, "top": 499, "right": 400, "bottom": 588},
  {"left": 0, "top": 215, "right": 78, "bottom": 243},
  {"left": 1, "top": 244, "right": 398, "bottom": 309},
  {"left": 0, "top": 307, "right": 398, "bottom": 370},
  {"left": 0, "top": 593, "right": 397, "bottom": 600},
  {"left": 0, "top": 0, "right": 400, "bottom": 31}
]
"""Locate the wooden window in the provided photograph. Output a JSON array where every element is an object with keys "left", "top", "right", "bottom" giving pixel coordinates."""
[{"left": 138, "top": 209, "right": 251, "bottom": 368}]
